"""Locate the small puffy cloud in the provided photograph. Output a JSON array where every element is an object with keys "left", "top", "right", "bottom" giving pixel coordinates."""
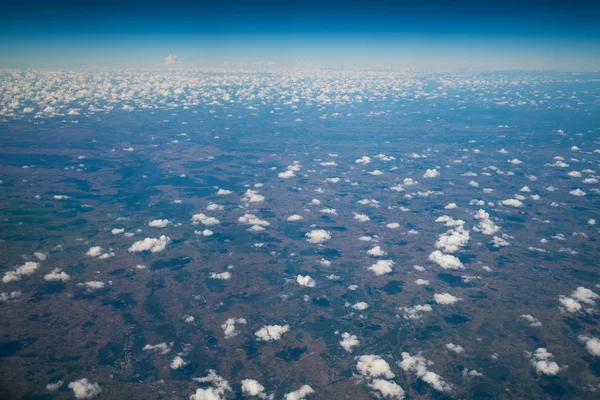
[
  {"left": 369, "top": 170, "right": 384, "bottom": 176},
  {"left": 354, "top": 213, "right": 370, "bottom": 222},
  {"left": 340, "top": 332, "right": 360, "bottom": 353},
  {"left": 192, "top": 213, "right": 220, "bottom": 226},
  {"left": 278, "top": 169, "right": 296, "bottom": 179},
  {"left": 305, "top": 229, "right": 331, "bottom": 244},
  {"left": 415, "top": 279, "right": 429, "bottom": 286},
  {"left": 143, "top": 342, "right": 171, "bottom": 354},
  {"left": 445, "top": 203, "right": 457, "bottom": 209},
  {"left": 68, "top": 378, "right": 101, "bottom": 399},
  {"left": 191, "top": 370, "right": 232, "bottom": 400},
  {"left": 474, "top": 209, "right": 500, "bottom": 235},
  {"left": 284, "top": 385, "right": 314, "bottom": 400},
  {"left": 578, "top": 335, "right": 600, "bottom": 356},
  {"left": 255, "top": 324, "right": 290, "bottom": 341},
  {"left": 78, "top": 281, "right": 106, "bottom": 291},
  {"left": 428, "top": 251, "right": 464, "bottom": 270},
  {"left": 352, "top": 302, "right": 369, "bottom": 310},
  {"left": 403, "top": 304, "right": 433, "bottom": 320},
  {"left": 508, "top": 158, "right": 522, "bottom": 165},
  {"left": 399, "top": 352, "right": 452, "bottom": 392},
  {"left": 501, "top": 199, "right": 523, "bottom": 207},
  {"left": 569, "top": 189, "right": 586, "bottom": 196},
  {"left": 210, "top": 272, "right": 231, "bottom": 280},
  {"left": 386, "top": 222, "right": 400, "bottom": 229},
  {"left": 86, "top": 246, "right": 104, "bottom": 257},
  {"left": 46, "top": 380, "right": 64, "bottom": 391},
  {"left": 356, "top": 355, "right": 395, "bottom": 379},
  {"left": 368, "top": 379, "right": 405, "bottom": 399},
  {"left": 287, "top": 214, "right": 304, "bottom": 221},
  {"left": 423, "top": 169, "right": 439, "bottom": 178},
  {"left": 446, "top": 343, "right": 465, "bottom": 353},
  {"left": 297, "top": 275, "right": 316, "bottom": 287},
  {"left": 368, "top": 259, "right": 394, "bottom": 275},
  {"left": 217, "top": 189, "right": 232, "bottom": 195},
  {"left": 148, "top": 219, "right": 169, "bottom": 228},
  {"left": 3, "top": 261, "right": 40, "bottom": 283},
  {"left": 355, "top": 156, "right": 371, "bottom": 165},
  {"left": 435, "top": 227, "right": 470, "bottom": 253},
  {"left": 434, "top": 293, "right": 462, "bottom": 305},
  {"left": 221, "top": 318, "right": 247, "bottom": 339},
  {"left": 239, "top": 214, "right": 270, "bottom": 227},
  {"left": 367, "top": 246, "right": 387, "bottom": 257},
  {"left": 571, "top": 286, "right": 599, "bottom": 305},
  {"left": 162, "top": 54, "right": 178, "bottom": 66},
  {"left": 529, "top": 348, "right": 561, "bottom": 376},
  {"left": 242, "top": 189, "right": 265, "bottom": 203},
  {"left": 241, "top": 379, "right": 268, "bottom": 398},
  {"left": 128, "top": 235, "right": 171, "bottom": 253},
  {"left": 559, "top": 296, "right": 582, "bottom": 313},
  {"left": 111, "top": 228, "right": 124, "bottom": 235},
  {"left": 44, "top": 268, "right": 70, "bottom": 282},
  {"left": 170, "top": 356, "right": 188, "bottom": 369}
]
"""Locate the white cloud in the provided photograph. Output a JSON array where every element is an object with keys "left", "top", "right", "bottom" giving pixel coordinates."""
[
  {"left": 239, "top": 214, "right": 270, "bottom": 227},
  {"left": 369, "top": 170, "right": 384, "bottom": 176},
  {"left": 44, "top": 268, "right": 70, "bottom": 282},
  {"left": 435, "top": 227, "right": 470, "bottom": 253},
  {"left": 221, "top": 318, "right": 247, "bottom": 339},
  {"left": 529, "top": 348, "right": 561, "bottom": 376},
  {"left": 355, "top": 156, "right": 371, "bottom": 165},
  {"left": 367, "top": 246, "right": 387, "bottom": 257},
  {"left": 191, "top": 370, "right": 232, "bottom": 400},
  {"left": 446, "top": 343, "right": 465, "bottom": 353},
  {"left": 217, "top": 189, "right": 232, "bottom": 195},
  {"left": 3, "top": 261, "right": 40, "bottom": 283},
  {"left": 356, "top": 355, "right": 395, "bottom": 379},
  {"left": 46, "top": 380, "right": 64, "bottom": 391},
  {"left": 162, "top": 54, "right": 178, "bottom": 67},
  {"left": 241, "top": 379, "right": 268, "bottom": 398},
  {"left": 368, "top": 379, "right": 405, "bottom": 399},
  {"left": 305, "top": 229, "right": 331, "bottom": 244},
  {"left": 297, "top": 275, "right": 316, "bottom": 287},
  {"left": 128, "top": 235, "right": 171, "bottom": 253},
  {"left": 578, "top": 335, "right": 600, "bottom": 356},
  {"left": 242, "top": 189, "right": 265, "bottom": 203},
  {"left": 569, "top": 189, "right": 586, "bottom": 196},
  {"left": 474, "top": 209, "right": 500, "bottom": 235},
  {"left": 508, "top": 158, "right": 522, "bottom": 165},
  {"left": 399, "top": 352, "right": 452, "bottom": 392},
  {"left": 415, "top": 279, "right": 429, "bottom": 286},
  {"left": 423, "top": 169, "right": 439, "bottom": 178},
  {"left": 354, "top": 213, "right": 370, "bottom": 222},
  {"left": 386, "top": 222, "right": 400, "bottom": 229},
  {"left": 170, "top": 356, "right": 188, "bottom": 369},
  {"left": 148, "top": 219, "right": 169, "bottom": 228},
  {"left": 340, "top": 332, "right": 360, "bottom": 353},
  {"left": 255, "top": 324, "right": 290, "bottom": 341},
  {"left": 192, "top": 213, "right": 220, "bottom": 226},
  {"left": 210, "top": 272, "right": 231, "bottom": 280},
  {"left": 143, "top": 342, "right": 171, "bottom": 354},
  {"left": 68, "top": 378, "right": 101, "bottom": 399},
  {"left": 559, "top": 296, "right": 582, "bottom": 313},
  {"left": 428, "top": 251, "right": 464, "bottom": 270},
  {"left": 78, "top": 281, "right": 106, "bottom": 291},
  {"left": 501, "top": 199, "right": 523, "bottom": 207},
  {"left": 434, "top": 293, "right": 462, "bottom": 305},
  {"left": 284, "top": 385, "right": 314, "bottom": 400},
  {"left": 445, "top": 203, "right": 457, "bottom": 209},
  {"left": 571, "top": 286, "right": 599, "bottom": 305},
  {"left": 368, "top": 259, "right": 394, "bottom": 275},
  {"left": 352, "top": 302, "right": 369, "bottom": 311},
  {"left": 111, "top": 228, "right": 124, "bottom": 235},
  {"left": 287, "top": 214, "right": 304, "bottom": 221}
]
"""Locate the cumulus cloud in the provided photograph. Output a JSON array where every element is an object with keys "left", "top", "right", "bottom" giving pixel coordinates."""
[
  {"left": 435, "top": 227, "right": 470, "bottom": 253},
  {"left": 284, "top": 385, "right": 314, "bottom": 400},
  {"left": 355, "top": 156, "right": 371, "bottom": 165},
  {"left": 368, "top": 259, "right": 394, "bottom": 275},
  {"left": 578, "top": 335, "right": 600, "bottom": 356},
  {"left": 296, "top": 275, "right": 316, "bottom": 287},
  {"left": 571, "top": 286, "right": 599, "bottom": 305},
  {"left": 242, "top": 189, "right": 265, "bottom": 203},
  {"left": 399, "top": 352, "right": 452, "bottom": 392},
  {"left": 241, "top": 379, "right": 268, "bottom": 398},
  {"left": 559, "top": 296, "right": 582, "bottom": 313},
  {"left": 162, "top": 54, "right": 178, "bottom": 66},
  {"left": 46, "top": 380, "right": 64, "bottom": 391},
  {"left": 255, "top": 324, "right": 290, "bottom": 341},
  {"left": 3, "top": 261, "right": 40, "bottom": 283},
  {"left": 356, "top": 355, "right": 395, "bottom": 379},
  {"left": 192, "top": 213, "right": 220, "bottom": 226},
  {"left": 338, "top": 332, "right": 360, "bottom": 353},
  {"left": 77, "top": 281, "right": 106, "bottom": 291},
  {"left": 474, "top": 209, "right": 500, "bottom": 235},
  {"left": 305, "top": 229, "right": 331, "bottom": 244},
  {"left": 528, "top": 348, "right": 561, "bottom": 376},
  {"left": 287, "top": 214, "right": 303, "bottom": 221},
  {"left": 191, "top": 370, "right": 232, "bottom": 400},
  {"left": 148, "top": 219, "right": 169, "bottom": 228},
  {"left": 446, "top": 343, "right": 465, "bottom": 353},
  {"left": 569, "top": 189, "right": 586, "bottom": 196},
  {"left": 44, "top": 268, "right": 70, "bottom": 282},
  {"left": 352, "top": 302, "right": 369, "bottom": 311},
  {"left": 170, "top": 355, "right": 188, "bottom": 369},
  {"left": 128, "top": 235, "right": 171, "bottom": 252},
  {"left": 368, "top": 379, "right": 405, "bottom": 399},
  {"left": 423, "top": 169, "right": 439, "bottom": 178},
  {"left": 221, "top": 318, "right": 247, "bottom": 339},
  {"left": 217, "top": 189, "right": 232, "bottom": 196},
  {"left": 434, "top": 292, "right": 462, "bottom": 305},
  {"left": 428, "top": 251, "right": 464, "bottom": 270},
  {"left": 501, "top": 199, "right": 523, "bottom": 207},
  {"left": 68, "top": 378, "right": 101, "bottom": 399},
  {"left": 210, "top": 271, "right": 231, "bottom": 280},
  {"left": 354, "top": 213, "right": 370, "bottom": 222},
  {"left": 367, "top": 246, "right": 387, "bottom": 257},
  {"left": 143, "top": 342, "right": 171, "bottom": 354}
]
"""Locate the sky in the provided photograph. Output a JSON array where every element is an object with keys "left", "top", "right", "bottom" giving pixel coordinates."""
[{"left": 1, "top": 0, "right": 599, "bottom": 70}]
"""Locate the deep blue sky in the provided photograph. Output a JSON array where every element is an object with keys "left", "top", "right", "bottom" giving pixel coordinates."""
[{"left": 1, "top": 0, "right": 599, "bottom": 69}]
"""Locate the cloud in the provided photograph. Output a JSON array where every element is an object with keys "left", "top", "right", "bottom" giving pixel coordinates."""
[
  {"left": 354, "top": 213, "right": 370, "bottom": 222},
  {"left": 578, "top": 335, "right": 600, "bottom": 356},
  {"left": 415, "top": 279, "right": 429, "bottom": 286},
  {"left": 528, "top": 348, "right": 561, "bottom": 376},
  {"left": 217, "top": 189, "right": 232, "bottom": 195},
  {"left": 355, "top": 156, "right": 371, "bottom": 165},
  {"left": 221, "top": 318, "right": 247, "bottom": 339},
  {"left": 368, "top": 379, "right": 405, "bottom": 399},
  {"left": 386, "top": 222, "right": 400, "bottom": 229},
  {"left": 162, "top": 54, "right": 178, "bottom": 67},
  {"left": 255, "top": 324, "right": 290, "bottom": 341},
  {"left": 446, "top": 343, "right": 465, "bottom": 353},
  {"left": 241, "top": 379, "right": 268, "bottom": 398},
  {"left": 559, "top": 296, "right": 582, "bottom": 313},
  {"left": 368, "top": 259, "right": 394, "bottom": 275},
  {"left": 46, "top": 380, "right": 64, "bottom": 391},
  {"left": 143, "top": 342, "right": 171, "bottom": 354},
  {"left": 399, "top": 352, "right": 452, "bottom": 392},
  {"left": 569, "top": 189, "right": 586, "bottom": 196},
  {"left": 2, "top": 261, "right": 40, "bottom": 283},
  {"left": 191, "top": 370, "right": 232, "bottom": 400},
  {"left": 367, "top": 246, "right": 387, "bottom": 257},
  {"left": 356, "top": 355, "right": 395, "bottom": 379},
  {"left": 128, "top": 235, "right": 171, "bottom": 252},
  {"left": 571, "top": 286, "right": 599, "bottom": 305},
  {"left": 352, "top": 302, "right": 369, "bottom": 310},
  {"left": 423, "top": 169, "right": 439, "bottom": 178},
  {"left": 242, "top": 189, "right": 265, "bottom": 203},
  {"left": 435, "top": 227, "right": 470, "bottom": 253},
  {"left": 210, "top": 271, "right": 231, "bottom": 280},
  {"left": 287, "top": 214, "right": 304, "bottom": 221},
  {"left": 428, "top": 251, "right": 464, "bottom": 270},
  {"left": 305, "top": 229, "right": 331, "bottom": 244},
  {"left": 474, "top": 209, "right": 500, "bottom": 235},
  {"left": 445, "top": 203, "right": 457, "bottom": 209},
  {"left": 192, "top": 213, "right": 220, "bottom": 226},
  {"left": 238, "top": 214, "right": 270, "bottom": 228},
  {"left": 340, "top": 332, "right": 360, "bottom": 353},
  {"left": 44, "top": 268, "right": 70, "bottom": 282},
  {"left": 148, "top": 219, "right": 169, "bottom": 228},
  {"left": 78, "top": 281, "right": 106, "bottom": 291},
  {"left": 68, "top": 378, "right": 101, "bottom": 399},
  {"left": 296, "top": 275, "right": 316, "bottom": 287},
  {"left": 170, "top": 356, "right": 188, "bottom": 369},
  {"left": 434, "top": 292, "right": 462, "bottom": 305},
  {"left": 501, "top": 199, "right": 523, "bottom": 207},
  {"left": 284, "top": 385, "right": 314, "bottom": 400}
]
